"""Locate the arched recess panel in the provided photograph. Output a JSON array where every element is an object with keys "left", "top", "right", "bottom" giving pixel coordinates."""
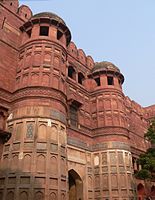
[
  {"left": 33, "top": 53, "right": 41, "bottom": 67},
  {"left": 11, "top": 154, "right": 18, "bottom": 171},
  {"left": 42, "top": 73, "right": 50, "bottom": 86},
  {"left": 61, "top": 193, "right": 65, "bottom": 200},
  {"left": 44, "top": 53, "right": 51, "bottom": 64},
  {"left": 23, "top": 154, "right": 31, "bottom": 172},
  {"left": 61, "top": 158, "right": 66, "bottom": 174},
  {"left": 50, "top": 156, "right": 58, "bottom": 175},
  {"left": 31, "top": 73, "right": 39, "bottom": 85},
  {"left": 15, "top": 123, "right": 22, "bottom": 141},
  {"left": 38, "top": 124, "right": 47, "bottom": 140},
  {"left": 36, "top": 154, "right": 46, "bottom": 173},
  {"left": 50, "top": 125, "right": 58, "bottom": 141},
  {"left": 49, "top": 192, "right": 57, "bottom": 200},
  {"left": 60, "top": 127, "right": 66, "bottom": 144},
  {"left": 20, "top": 191, "right": 28, "bottom": 200},
  {"left": 22, "top": 74, "right": 28, "bottom": 86},
  {"left": 53, "top": 56, "right": 60, "bottom": 69},
  {"left": 6, "top": 191, "right": 14, "bottom": 200},
  {"left": 104, "top": 99, "right": 111, "bottom": 110},
  {"left": 53, "top": 76, "right": 59, "bottom": 89},
  {"left": 3, "top": 155, "right": 8, "bottom": 169},
  {"left": 34, "top": 191, "right": 44, "bottom": 200},
  {"left": 88, "top": 176, "right": 93, "bottom": 189},
  {"left": 25, "top": 54, "right": 31, "bottom": 68}
]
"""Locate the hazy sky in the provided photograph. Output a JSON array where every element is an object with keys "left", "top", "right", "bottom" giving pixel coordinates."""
[{"left": 20, "top": 0, "right": 155, "bottom": 107}]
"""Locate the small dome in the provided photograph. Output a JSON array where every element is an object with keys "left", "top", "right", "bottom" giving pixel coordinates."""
[
  {"left": 92, "top": 61, "right": 120, "bottom": 73},
  {"left": 32, "top": 12, "right": 66, "bottom": 25}
]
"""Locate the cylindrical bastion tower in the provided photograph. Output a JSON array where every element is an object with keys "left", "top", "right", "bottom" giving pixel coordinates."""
[
  {"left": 89, "top": 61, "right": 136, "bottom": 199},
  {"left": 0, "top": 12, "right": 71, "bottom": 200}
]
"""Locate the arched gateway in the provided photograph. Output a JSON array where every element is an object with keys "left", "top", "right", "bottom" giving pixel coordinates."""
[
  {"left": 137, "top": 183, "right": 145, "bottom": 200},
  {"left": 68, "top": 169, "right": 83, "bottom": 200}
]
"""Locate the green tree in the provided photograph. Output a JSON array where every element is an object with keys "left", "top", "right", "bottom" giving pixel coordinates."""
[
  {"left": 145, "top": 119, "right": 155, "bottom": 145},
  {"left": 136, "top": 118, "right": 155, "bottom": 198},
  {"left": 136, "top": 118, "right": 155, "bottom": 180}
]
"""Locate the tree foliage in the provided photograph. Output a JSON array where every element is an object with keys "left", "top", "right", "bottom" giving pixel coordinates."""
[
  {"left": 136, "top": 118, "right": 155, "bottom": 180},
  {"left": 145, "top": 118, "right": 155, "bottom": 144}
]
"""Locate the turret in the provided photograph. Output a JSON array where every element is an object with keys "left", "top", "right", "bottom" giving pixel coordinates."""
[
  {"left": 89, "top": 61, "right": 135, "bottom": 199},
  {"left": 1, "top": 11, "right": 71, "bottom": 200},
  {"left": 89, "top": 61, "right": 124, "bottom": 90},
  {"left": 89, "top": 61, "right": 127, "bottom": 131}
]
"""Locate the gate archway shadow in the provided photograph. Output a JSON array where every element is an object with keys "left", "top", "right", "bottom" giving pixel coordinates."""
[{"left": 68, "top": 169, "right": 83, "bottom": 200}]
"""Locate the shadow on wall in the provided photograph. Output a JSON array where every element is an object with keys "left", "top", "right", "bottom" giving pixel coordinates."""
[{"left": 0, "top": 168, "right": 44, "bottom": 200}]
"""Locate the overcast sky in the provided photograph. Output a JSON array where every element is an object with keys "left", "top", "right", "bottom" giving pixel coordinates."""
[{"left": 20, "top": 0, "right": 155, "bottom": 107}]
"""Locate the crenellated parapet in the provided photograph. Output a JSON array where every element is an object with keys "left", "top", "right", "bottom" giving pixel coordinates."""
[{"left": 144, "top": 104, "right": 155, "bottom": 120}]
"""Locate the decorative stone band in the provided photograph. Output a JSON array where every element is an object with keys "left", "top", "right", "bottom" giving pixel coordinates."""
[
  {"left": 12, "top": 87, "right": 67, "bottom": 108},
  {"left": 92, "top": 141, "right": 130, "bottom": 151},
  {"left": 50, "top": 109, "right": 66, "bottom": 124},
  {"left": 67, "top": 137, "right": 130, "bottom": 152},
  {"left": 67, "top": 137, "right": 90, "bottom": 151}
]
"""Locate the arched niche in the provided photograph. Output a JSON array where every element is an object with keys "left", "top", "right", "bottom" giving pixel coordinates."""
[
  {"left": 49, "top": 192, "right": 57, "bottom": 200},
  {"left": 50, "top": 125, "right": 58, "bottom": 141},
  {"left": 50, "top": 156, "right": 58, "bottom": 175},
  {"left": 34, "top": 191, "right": 44, "bottom": 200},
  {"left": 137, "top": 183, "right": 145, "bottom": 200},
  {"left": 38, "top": 124, "right": 47, "bottom": 140},
  {"left": 42, "top": 73, "right": 50, "bottom": 86},
  {"left": 20, "top": 191, "right": 28, "bottom": 200},
  {"left": 36, "top": 154, "right": 46, "bottom": 173},
  {"left": 23, "top": 154, "right": 31, "bottom": 172},
  {"left": 12, "top": 154, "right": 18, "bottom": 171},
  {"left": 6, "top": 191, "right": 14, "bottom": 200}
]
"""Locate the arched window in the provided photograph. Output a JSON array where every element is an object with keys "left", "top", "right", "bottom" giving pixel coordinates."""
[
  {"left": 68, "top": 66, "right": 76, "bottom": 80},
  {"left": 78, "top": 72, "right": 85, "bottom": 85}
]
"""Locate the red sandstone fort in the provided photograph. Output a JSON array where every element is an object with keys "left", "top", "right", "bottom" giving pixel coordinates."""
[{"left": 0, "top": 0, "right": 155, "bottom": 199}]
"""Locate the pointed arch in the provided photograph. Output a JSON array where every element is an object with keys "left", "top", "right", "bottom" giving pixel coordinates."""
[
  {"left": 23, "top": 154, "right": 31, "bottom": 172},
  {"left": 68, "top": 169, "right": 83, "bottom": 200},
  {"left": 137, "top": 183, "right": 145, "bottom": 200},
  {"left": 38, "top": 124, "right": 47, "bottom": 140},
  {"left": 36, "top": 154, "right": 46, "bottom": 172},
  {"left": 34, "top": 191, "right": 44, "bottom": 200},
  {"left": 6, "top": 191, "right": 14, "bottom": 200},
  {"left": 20, "top": 191, "right": 28, "bottom": 200}
]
